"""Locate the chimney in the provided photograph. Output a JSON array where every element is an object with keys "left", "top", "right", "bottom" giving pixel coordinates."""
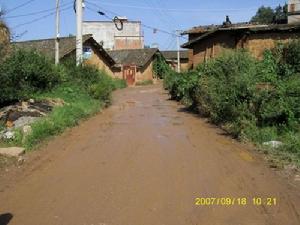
[{"left": 288, "top": 0, "right": 300, "bottom": 24}]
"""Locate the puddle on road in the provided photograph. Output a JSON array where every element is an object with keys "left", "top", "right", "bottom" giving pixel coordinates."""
[{"left": 239, "top": 151, "right": 254, "bottom": 162}]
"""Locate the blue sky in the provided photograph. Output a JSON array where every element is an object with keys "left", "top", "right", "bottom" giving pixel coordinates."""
[{"left": 0, "top": 0, "right": 286, "bottom": 50}]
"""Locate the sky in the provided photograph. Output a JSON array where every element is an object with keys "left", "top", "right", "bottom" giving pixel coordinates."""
[{"left": 0, "top": 0, "right": 287, "bottom": 50}]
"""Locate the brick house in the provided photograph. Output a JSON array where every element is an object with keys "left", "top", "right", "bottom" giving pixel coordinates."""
[
  {"left": 161, "top": 50, "right": 189, "bottom": 71},
  {"left": 181, "top": 24, "right": 300, "bottom": 68},
  {"left": 13, "top": 35, "right": 116, "bottom": 76},
  {"left": 83, "top": 19, "right": 144, "bottom": 50},
  {"left": 108, "top": 48, "right": 162, "bottom": 85}
]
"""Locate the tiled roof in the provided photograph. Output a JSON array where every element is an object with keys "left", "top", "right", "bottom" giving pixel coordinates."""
[
  {"left": 108, "top": 48, "right": 159, "bottom": 67},
  {"left": 181, "top": 24, "right": 300, "bottom": 48},
  {"left": 12, "top": 34, "right": 115, "bottom": 64},
  {"left": 161, "top": 50, "right": 189, "bottom": 60}
]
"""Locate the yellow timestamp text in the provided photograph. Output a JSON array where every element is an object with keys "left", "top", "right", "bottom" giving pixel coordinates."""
[{"left": 195, "top": 197, "right": 277, "bottom": 206}]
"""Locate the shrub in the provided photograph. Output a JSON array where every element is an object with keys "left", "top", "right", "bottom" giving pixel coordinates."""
[
  {"left": 112, "top": 78, "right": 127, "bottom": 90},
  {"left": 193, "top": 50, "right": 258, "bottom": 124},
  {"left": 153, "top": 54, "right": 170, "bottom": 79},
  {"left": 163, "top": 43, "right": 300, "bottom": 165},
  {"left": 0, "top": 48, "right": 60, "bottom": 104}
]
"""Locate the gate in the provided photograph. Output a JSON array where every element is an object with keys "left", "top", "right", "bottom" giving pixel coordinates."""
[{"left": 123, "top": 65, "right": 136, "bottom": 86}]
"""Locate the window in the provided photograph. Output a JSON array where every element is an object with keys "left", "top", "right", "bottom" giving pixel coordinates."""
[{"left": 83, "top": 46, "right": 92, "bottom": 59}]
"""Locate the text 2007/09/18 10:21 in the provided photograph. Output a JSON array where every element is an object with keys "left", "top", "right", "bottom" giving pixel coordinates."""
[{"left": 195, "top": 197, "right": 277, "bottom": 206}]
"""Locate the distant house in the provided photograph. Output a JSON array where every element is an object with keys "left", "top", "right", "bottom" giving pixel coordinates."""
[
  {"left": 108, "top": 48, "right": 161, "bottom": 85},
  {"left": 13, "top": 34, "right": 116, "bottom": 76},
  {"left": 181, "top": 23, "right": 300, "bottom": 68},
  {"left": 83, "top": 19, "right": 144, "bottom": 50},
  {"left": 288, "top": 0, "right": 300, "bottom": 24},
  {"left": 161, "top": 50, "right": 189, "bottom": 71}
]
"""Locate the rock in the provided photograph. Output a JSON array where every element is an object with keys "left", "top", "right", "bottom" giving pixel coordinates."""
[
  {"left": 29, "top": 99, "right": 35, "bottom": 104},
  {"left": 46, "top": 98, "right": 65, "bottom": 107},
  {"left": 14, "top": 116, "right": 39, "bottom": 128},
  {"left": 21, "top": 101, "right": 29, "bottom": 111},
  {"left": 263, "top": 141, "right": 283, "bottom": 148},
  {"left": 0, "top": 147, "right": 25, "bottom": 157},
  {"left": 1, "top": 130, "right": 15, "bottom": 140}
]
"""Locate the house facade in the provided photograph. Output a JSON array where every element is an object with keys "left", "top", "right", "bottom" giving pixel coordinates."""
[
  {"left": 182, "top": 24, "right": 300, "bottom": 68},
  {"left": 13, "top": 35, "right": 116, "bottom": 76},
  {"left": 108, "top": 49, "right": 161, "bottom": 85},
  {"left": 289, "top": 0, "right": 300, "bottom": 24},
  {"left": 83, "top": 19, "right": 144, "bottom": 50},
  {"left": 161, "top": 50, "right": 190, "bottom": 71}
]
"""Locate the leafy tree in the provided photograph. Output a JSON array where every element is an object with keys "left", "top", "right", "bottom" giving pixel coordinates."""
[
  {"left": 274, "top": 4, "right": 288, "bottom": 24},
  {"left": 250, "top": 4, "right": 288, "bottom": 24},
  {"left": 251, "top": 6, "right": 275, "bottom": 24}
]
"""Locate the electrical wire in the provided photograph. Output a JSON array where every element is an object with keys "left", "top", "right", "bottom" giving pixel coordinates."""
[
  {"left": 5, "top": 0, "right": 36, "bottom": 15},
  {"left": 4, "top": 1, "right": 73, "bottom": 19},
  {"left": 12, "top": 5, "right": 72, "bottom": 29},
  {"left": 87, "top": 0, "right": 258, "bottom": 13},
  {"left": 85, "top": 1, "right": 187, "bottom": 40}
]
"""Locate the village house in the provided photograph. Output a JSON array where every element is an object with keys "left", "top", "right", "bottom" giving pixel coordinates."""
[
  {"left": 108, "top": 48, "right": 162, "bottom": 85},
  {"left": 161, "top": 50, "right": 189, "bottom": 71},
  {"left": 181, "top": 23, "right": 300, "bottom": 68},
  {"left": 13, "top": 34, "right": 116, "bottom": 76},
  {"left": 83, "top": 19, "right": 144, "bottom": 50}
]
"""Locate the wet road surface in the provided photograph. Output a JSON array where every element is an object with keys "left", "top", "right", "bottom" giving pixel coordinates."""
[{"left": 0, "top": 84, "right": 300, "bottom": 225}]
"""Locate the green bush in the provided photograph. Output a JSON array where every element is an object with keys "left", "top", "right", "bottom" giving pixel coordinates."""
[
  {"left": 153, "top": 54, "right": 170, "bottom": 79},
  {"left": 23, "top": 84, "right": 101, "bottom": 149},
  {"left": 112, "top": 78, "right": 127, "bottom": 90},
  {"left": 0, "top": 48, "right": 60, "bottom": 104},
  {"left": 163, "top": 44, "right": 300, "bottom": 165},
  {"left": 61, "top": 60, "right": 122, "bottom": 104}
]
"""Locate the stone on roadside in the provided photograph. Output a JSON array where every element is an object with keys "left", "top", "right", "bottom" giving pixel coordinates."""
[
  {"left": 1, "top": 130, "right": 15, "bottom": 140},
  {"left": 0, "top": 147, "right": 25, "bottom": 157},
  {"left": 263, "top": 141, "right": 283, "bottom": 148},
  {"left": 14, "top": 116, "right": 39, "bottom": 128}
]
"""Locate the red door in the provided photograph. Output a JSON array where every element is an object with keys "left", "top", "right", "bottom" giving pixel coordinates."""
[{"left": 123, "top": 65, "right": 136, "bottom": 86}]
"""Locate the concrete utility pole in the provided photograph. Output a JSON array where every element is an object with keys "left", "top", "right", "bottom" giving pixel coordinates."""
[
  {"left": 55, "top": 0, "right": 60, "bottom": 65},
  {"left": 76, "top": 0, "right": 83, "bottom": 65},
  {"left": 176, "top": 30, "right": 181, "bottom": 73}
]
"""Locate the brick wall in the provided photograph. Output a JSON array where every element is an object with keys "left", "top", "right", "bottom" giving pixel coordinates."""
[
  {"left": 246, "top": 32, "right": 300, "bottom": 59},
  {"left": 114, "top": 38, "right": 144, "bottom": 50},
  {"left": 136, "top": 60, "right": 154, "bottom": 82},
  {"left": 192, "top": 32, "right": 235, "bottom": 66},
  {"left": 191, "top": 30, "right": 300, "bottom": 67},
  {"left": 84, "top": 44, "right": 115, "bottom": 77}
]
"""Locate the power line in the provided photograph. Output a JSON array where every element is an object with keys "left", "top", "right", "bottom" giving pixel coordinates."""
[
  {"left": 87, "top": 0, "right": 259, "bottom": 13},
  {"left": 12, "top": 5, "right": 72, "bottom": 29},
  {"left": 4, "top": 1, "right": 73, "bottom": 19},
  {"left": 5, "top": 0, "right": 36, "bottom": 15},
  {"left": 85, "top": 1, "right": 187, "bottom": 40}
]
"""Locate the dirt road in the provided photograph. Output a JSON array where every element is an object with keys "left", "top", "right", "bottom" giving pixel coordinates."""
[{"left": 1, "top": 84, "right": 300, "bottom": 225}]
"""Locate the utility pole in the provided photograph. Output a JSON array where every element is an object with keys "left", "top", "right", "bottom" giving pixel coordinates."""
[
  {"left": 76, "top": 0, "right": 83, "bottom": 65},
  {"left": 55, "top": 0, "right": 60, "bottom": 65},
  {"left": 176, "top": 30, "right": 181, "bottom": 73}
]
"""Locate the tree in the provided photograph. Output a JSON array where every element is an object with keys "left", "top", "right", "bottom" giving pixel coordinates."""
[
  {"left": 250, "top": 4, "right": 288, "bottom": 24},
  {"left": 274, "top": 4, "right": 288, "bottom": 24},
  {"left": 251, "top": 6, "right": 275, "bottom": 24}
]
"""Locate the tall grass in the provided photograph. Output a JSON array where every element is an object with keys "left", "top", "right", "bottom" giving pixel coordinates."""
[{"left": 163, "top": 44, "right": 300, "bottom": 166}]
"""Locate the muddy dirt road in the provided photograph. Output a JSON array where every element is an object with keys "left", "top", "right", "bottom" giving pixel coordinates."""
[{"left": 1, "top": 84, "right": 300, "bottom": 225}]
